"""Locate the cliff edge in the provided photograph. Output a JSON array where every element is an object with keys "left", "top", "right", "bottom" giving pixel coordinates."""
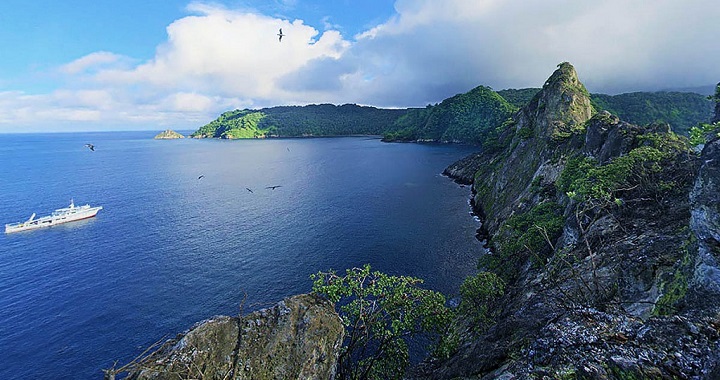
[
  {"left": 433, "top": 63, "right": 720, "bottom": 379},
  {"left": 108, "top": 294, "right": 344, "bottom": 380}
]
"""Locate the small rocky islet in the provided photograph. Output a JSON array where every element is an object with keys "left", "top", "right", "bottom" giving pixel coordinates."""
[{"left": 153, "top": 129, "right": 185, "bottom": 139}]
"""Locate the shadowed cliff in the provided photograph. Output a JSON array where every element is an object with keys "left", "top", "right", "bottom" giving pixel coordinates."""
[{"left": 433, "top": 63, "right": 720, "bottom": 379}]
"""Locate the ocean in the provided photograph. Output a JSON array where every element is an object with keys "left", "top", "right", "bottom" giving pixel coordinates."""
[{"left": 0, "top": 131, "right": 483, "bottom": 379}]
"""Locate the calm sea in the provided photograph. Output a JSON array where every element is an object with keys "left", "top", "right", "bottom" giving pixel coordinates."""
[{"left": 0, "top": 131, "right": 483, "bottom": 379}]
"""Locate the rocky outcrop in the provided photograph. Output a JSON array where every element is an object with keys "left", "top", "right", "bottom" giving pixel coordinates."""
[
  {"left": 154, "top": 129, "right": 185, "bottom": 139},
  {"left": 122, "top": 294, "right": 344, "bottom": 380},
  {"left": 430, "top": 63, "right": 720, "bottom": 379},
  {"left": 712, "top": 83, "right": 720, "bottom": 123},
  {"left": 466, "top": 62, "right": 593, "bottom": 235},
  {"left": 690, "top": 137, "right": 720, "bottom": 296}
]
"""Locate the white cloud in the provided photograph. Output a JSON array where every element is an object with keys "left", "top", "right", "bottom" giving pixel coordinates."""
[
  {"left": 94, "top": 5, "right": 349, "bottom": 100},
  {"left": 59, "top": 51, "right": 133, "bottom": 75},
  {"left": 2, "top": 0, "right": 719, "bottom": 132}
]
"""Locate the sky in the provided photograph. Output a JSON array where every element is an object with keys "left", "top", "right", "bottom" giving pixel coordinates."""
[{"left": 1, "top": 0, "right": 719, "bottom": 133}]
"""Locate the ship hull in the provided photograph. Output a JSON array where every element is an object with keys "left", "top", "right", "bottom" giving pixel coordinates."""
[{"left": 5, "top": 206, "right": 102, "bottom": 234}]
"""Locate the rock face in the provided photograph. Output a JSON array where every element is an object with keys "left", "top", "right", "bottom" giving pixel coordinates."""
[
  {"left": 154, "top": 129, "right": 185, "bottom": 139},
  {"left": 713, "top": 83, "right": 720, "bottom": 123},
  {"left": 125, "top": 294, "right": 344, "bottom": 380},
  {"left": 690, "top": 137, "right": 720, "bottom": 295},
  {"left": 430, "top": 63, "right": 720, "bottom": 379}
]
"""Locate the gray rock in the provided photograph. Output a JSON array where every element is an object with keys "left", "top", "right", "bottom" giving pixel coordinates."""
[
  {"left": 690, "top": 138, "right": 720, "bottom": 294},
  {"left": 712, "top": 83, "right": 720, "bottom": 124},
  {"left": 125, "top": 293, "right": 344, "bottom": 380}
]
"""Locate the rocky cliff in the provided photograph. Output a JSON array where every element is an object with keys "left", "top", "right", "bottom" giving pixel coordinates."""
[
  {"left": 112, "top": 64, "right": 720, "bottom": 380},
  {"left": 432, "top": 63, "right": 720, "bottom": 379},
  {"left": 109, "top": 294, "right": 344, "bottom": 380},
  {"left": 713, "top": 83, "right": 720, "bottom": 124}
]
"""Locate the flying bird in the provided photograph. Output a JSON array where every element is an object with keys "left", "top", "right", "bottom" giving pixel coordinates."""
[
  {"left": 265, "top": 185, "right": 282, "bottom": 190},
  {"left": 198, "top": 175, "right": 205, "bottom": 180},
  {"left": 277, "top": 28, "right": 285, "bottom": 42},
  {"left": 84, "top": 143, "right": 95, "bottom": 151},
  {"left": 246, "top": 187, "right": 254, "bottom": 193}
]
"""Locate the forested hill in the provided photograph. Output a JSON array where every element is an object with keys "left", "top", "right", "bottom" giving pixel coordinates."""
[
  {"left": 190, "top": 104, "right": 410, "bottom": 139},
  {"left": 591, "top": 91, "right": 713, "bottom": 135},
  {"left": 382, "top": 85, "right": 516, "bottom": 144},
  {"left": 192, "top": 86, "right": 713, "bottom": 144},
  {"left": 496, "top": 88, "right": 713, "bottom": 135}
]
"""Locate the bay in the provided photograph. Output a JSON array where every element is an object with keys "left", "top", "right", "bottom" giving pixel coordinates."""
[{"left": 0, "top": 132, "right": 482, "bottom": 379}]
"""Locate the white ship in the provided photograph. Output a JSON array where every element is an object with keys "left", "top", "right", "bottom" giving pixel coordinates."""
[{"left": 5, "top": 200, "right": 103, "bottom": 234}]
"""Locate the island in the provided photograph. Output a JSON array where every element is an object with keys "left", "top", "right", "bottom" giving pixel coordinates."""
[{"left": 153, "top": 129, "right": 185, "bottom": 139}]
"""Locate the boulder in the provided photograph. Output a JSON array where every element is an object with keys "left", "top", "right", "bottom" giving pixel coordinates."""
[{"left": 124, "top": 294, "right": 344, "bottom": 380}]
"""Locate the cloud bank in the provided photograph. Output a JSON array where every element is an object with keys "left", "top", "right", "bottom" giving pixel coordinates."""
[{"left": 3, "top": 0, "right": 719, "bottom": 132}]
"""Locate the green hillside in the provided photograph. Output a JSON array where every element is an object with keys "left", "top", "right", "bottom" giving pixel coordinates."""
[
  {"left": 496, "top": 88, "right": 541, "bottom": 109},
  {"left": 192, "top": 87, "right": 713, "bottom": 144},
  {"left": 191, "top": 104, "right": 408, "bottom": 139},
  {"left": 496, "top": 88, "right": 713, "bottom": 135},
  {"left": 591, "top": 92, "right": 713, "bottom": 135},
  {"left": 382, "top": 86, "right": 516, "bottom": 144}
]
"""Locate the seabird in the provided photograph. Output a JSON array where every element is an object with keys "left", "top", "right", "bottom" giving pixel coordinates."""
[
  {"left": 84, "top": 143, "right": 95, "bottom": 151},
  {"left": 265, "top": 185, "right": 282, "bottom": 190},
  {"left": 198, "top": 175, "right": 205, "bottom": 180},
  {"left": 277, "top": 28, "right": 285, "bottom": 42},
  {"left": 246, "top": 187, "right": 254, "bottom": 193}
]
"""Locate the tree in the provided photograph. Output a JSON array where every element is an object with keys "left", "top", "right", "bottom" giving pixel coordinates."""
[
  {"left": 457, "top": 272, "right": 505, "bottom": 333},
  {"left": 311, "top": 265, "right": 453, "bottom": 380}
]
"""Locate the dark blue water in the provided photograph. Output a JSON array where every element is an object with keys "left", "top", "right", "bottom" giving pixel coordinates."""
[{"left": 0, "top": 132, "right": 482, "bottom": 379}]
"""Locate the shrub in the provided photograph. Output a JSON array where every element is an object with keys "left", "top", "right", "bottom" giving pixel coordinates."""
[
  {"left": 311, "top": 265, "right": 453, "bottom": 380},
  {"left": 457, "top": 272, "right": 505, "bottom": 333},
  {"left": 480, "top": 202, "right": 564, "bottom": 281}
]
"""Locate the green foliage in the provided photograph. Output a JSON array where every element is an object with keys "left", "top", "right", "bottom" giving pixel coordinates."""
[
  {"left": 311, "top": 265, "right": 453, "bottom": 380},
  {"left": 653, "top": 236, "right": 695, "bottom": 316},
  {"left": 558, "top": 132, "right": 690, "bottom": 203},
  {"left": 482, "top": 118, "right": 516, "bottom": 152},
  {"left": 382, "top": 106, "right": 434, "bottom": 142},
  {"left": 384, "top": 86, "right": 515, "bottom": 145},
  {"left": 711, "top": 83, "right": 720, "bottom": 102},
  {"left": 516, "top": 125, "right": 534, "bottom": 139},
  {"left": 591, "top": 92, "right": 713, "bottom": 136},
  {"left": 190, "top": 110, "right": 270, "bottom": 139},
  {"left": 689, "top": 122, "right": 720, "bottom": 146},
  {"left": 551, "top": 120, "right": 587, "bottom": 141},
  {"left": 457, "top": 272, "right": 505, "bottom": 333},
  {"left": 496, "top": 88, "right": 541, "bottom": 109},
  {"left": 481, "top": 202, "right": 564, "bottom": 281},
  {"left": 193, "top": 104, "right": 409, "bottom": 139}
]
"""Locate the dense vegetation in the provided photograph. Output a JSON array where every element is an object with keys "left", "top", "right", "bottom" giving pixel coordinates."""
[
  {"left": 382, "top": 86, "right": 515, "bottom": 144},
  {"left": 311, "top": 265, "right": 504, "bottom": 380},
  {"left": 592, "top": 92, "right": 713, "bottom": 135},
  {"left": 190, "top": 104, "right": 409, "bottom": 139},
  {"left": 496, "top": 88, "right": 541, "bottom": 109},
  {"left": 495, "top": 88, "right": 713, "bottom": 136},
  {"left": 193, "top": 86, "right": 712, "bottom": 145},
  {"left": 311, "top": 265, "right": 453, "bottom": 380}
]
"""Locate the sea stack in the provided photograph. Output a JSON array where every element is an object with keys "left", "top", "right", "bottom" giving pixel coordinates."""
[{"left": 154, "top": 129, "right": 185, "bottom": 139}]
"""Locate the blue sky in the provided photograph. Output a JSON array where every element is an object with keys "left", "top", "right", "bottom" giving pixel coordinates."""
[{"left": 1, "top": 0, "right": 719, "bottom": 132}]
